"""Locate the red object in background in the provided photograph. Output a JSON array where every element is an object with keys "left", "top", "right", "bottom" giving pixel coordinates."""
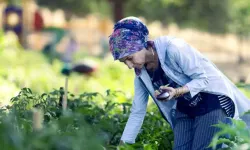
[
  {"left": 72, "top": 63, "right": 97, "bottom": 75},
  {"left": 33, "top": 10, "right": 44, "bottom": 31}
]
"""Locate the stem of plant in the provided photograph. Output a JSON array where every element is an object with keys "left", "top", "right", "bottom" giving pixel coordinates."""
[
  {"left": 63, "top": 77, "right": 68, "bottom": 113},
  {"left": 32, "top": 108, "right": 43, "bottom": 131}
]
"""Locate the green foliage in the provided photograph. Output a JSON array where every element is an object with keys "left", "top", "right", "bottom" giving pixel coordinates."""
[
  {"left": 185, "top": 0, "right": 230, "bottom": 33},
  {"left": 0, "top": 33, "right": 135, "bottom": 105},
  {"left": 209, "top": 118, "right": 250, "bottom": 150},
  {"left": 125, "top": 0, "right": 231, "bottom": 33},
  {"left": 37, "top": 0, "right": 111, "bottom": 19},
  {"left": 0, "top": 30, "right": 21, "bottom": 52},
  {"left": 228, "top": 0, "right": 250, "bottom": 38},
  {"left": 0, "top": 87, "right": 172, "bottom": 150},
  {"left": 35, "top": 0, "right": 250, "bottom": 35},
  {"left": 208, "top": 84, "right": 250, "bottom": 150},
  {"left": 5, "top": 87, "right": 250, "bottom": 150}
]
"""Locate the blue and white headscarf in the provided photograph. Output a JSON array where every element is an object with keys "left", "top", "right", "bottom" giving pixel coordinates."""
[
  {"left": 109, "top": 17, "right": 149, "bottom": 60},
  {"left": 109, "top": 17, "right": 156, "bottom": 75}
]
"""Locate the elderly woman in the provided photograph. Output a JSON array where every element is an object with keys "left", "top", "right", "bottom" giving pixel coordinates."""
[{"left": 109, "top": 17, "right": 250, "bottom": 150}]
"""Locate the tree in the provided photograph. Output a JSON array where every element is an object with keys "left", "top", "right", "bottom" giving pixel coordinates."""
[
  {"left": 229, "top": 0, "right": 250, "bottom": 63},
  {"left": 37, "top": 0, "right": 111, "bottom": 20},
  {"left": 125, "top": 0, "right": 231, "bottom": 33},
  {"left": 108, "top": 0, "right": 128, "bottom": 22}
]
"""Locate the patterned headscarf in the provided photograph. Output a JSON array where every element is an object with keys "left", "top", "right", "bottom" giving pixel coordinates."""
[{"left": 109, "top": 17, "right": 149, "bottom": 60}]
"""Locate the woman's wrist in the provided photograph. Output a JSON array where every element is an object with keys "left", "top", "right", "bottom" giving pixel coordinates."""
[{"left": 174, "top": 86, "right": 189, "bottom": 98}]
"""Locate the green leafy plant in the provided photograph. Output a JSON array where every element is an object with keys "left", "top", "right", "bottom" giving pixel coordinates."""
[
  {"left": 0, "top": 87, "right": 173, "bottom": 150},
  {"left": 209, "top": 118, "right": 250, "bottom": 150}
]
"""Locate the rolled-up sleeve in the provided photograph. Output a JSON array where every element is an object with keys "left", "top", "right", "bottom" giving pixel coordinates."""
[
  {"left": 120, "top": 77, "right": 149, "bottom": 143},
  {"left": 168, "top": 39, "right": 209, "bottom": 97}
]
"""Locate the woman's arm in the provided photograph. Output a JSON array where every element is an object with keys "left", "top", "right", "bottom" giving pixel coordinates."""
[
  {"left": 120, "top": 77, "right": 149, "bottom": 144},
  {"left": 167, "top": 38, "right": 209, "bottom": 98},
  {"left": 156, "top": 85, "right": 190, "bottom": 100}
]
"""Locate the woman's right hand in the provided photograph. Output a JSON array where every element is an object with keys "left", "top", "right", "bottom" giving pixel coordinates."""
[{"left": 155, "top": 86, "right": 176, "bottom": 101}]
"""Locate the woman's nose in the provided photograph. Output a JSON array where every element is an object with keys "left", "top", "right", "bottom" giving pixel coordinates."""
[
  {"left": 125, "top": 61, "right": 133, "bottom": 69},
  {"left": 127, "top": 63, "right": 134, "bottom": 69}
]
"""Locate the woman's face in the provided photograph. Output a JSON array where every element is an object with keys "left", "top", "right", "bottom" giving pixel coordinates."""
[{"left": 119, "top": 48, "right": 148, "bottom": 70}]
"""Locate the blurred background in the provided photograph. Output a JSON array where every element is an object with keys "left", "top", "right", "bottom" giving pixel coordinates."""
[{"left": 1, "top": 0, "right": 250, "bottom": 106}]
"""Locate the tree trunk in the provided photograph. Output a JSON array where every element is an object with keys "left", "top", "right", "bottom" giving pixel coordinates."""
[{"left": 108, "top": 0, "right": 126, "bottom": 22}]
